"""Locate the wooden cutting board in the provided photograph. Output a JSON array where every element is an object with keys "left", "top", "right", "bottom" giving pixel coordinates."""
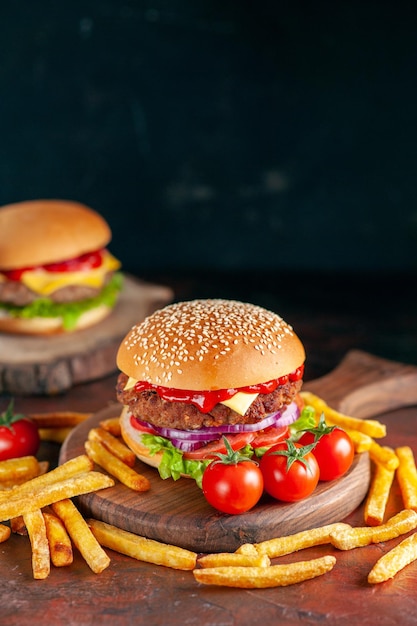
[
  {"left": 0, "top": 275, "right": 173, "bottom": 395},
  {"left": 60, "top": 350, "right": 417, "bottom": 553}
]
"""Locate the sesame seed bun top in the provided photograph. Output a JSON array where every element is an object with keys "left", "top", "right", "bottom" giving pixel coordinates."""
[
  {"left": 116, "top": 299, "right": 305, "bottom": 390},
  {"left": 0, "top": 199, "right": 112, "bottom": 270}
]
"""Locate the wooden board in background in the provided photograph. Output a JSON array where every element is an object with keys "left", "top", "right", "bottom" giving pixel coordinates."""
[
  {"left": 61, "top": 351, "right": 417, "bottom": 553},
  {"left": 0, "top": 275, "right": 173, "bottom": 395}
]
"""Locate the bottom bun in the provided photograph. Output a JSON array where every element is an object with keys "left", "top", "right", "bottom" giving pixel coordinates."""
[
  {"left": 0, "top": 304, "right": 112, "bottom": 335},
  {"left": 119, "top": 406, "right": 163, "bottom": 469}
]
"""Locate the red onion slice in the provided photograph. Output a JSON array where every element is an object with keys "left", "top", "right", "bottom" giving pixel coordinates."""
[
  {"left": 170, "top": 438, "right": 213, "bottom": 452},
  {"left": 133, "top": 401, "right": 300, "bottom": 445}
]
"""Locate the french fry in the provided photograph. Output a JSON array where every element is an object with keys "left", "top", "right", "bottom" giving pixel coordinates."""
[
  {"left": 0, "top": 454, "right": 93, "bottom": 503},
  {"left": 28, "top": 411, "right": 91, "bottom": 429},
  {"left": 99, "top": 417, "right": 122, "bottom": 437},
  {"left": 0, "top": 456, "right": 40, "bottom": 487},
  {"left": 234, "top": 543, "right": 260, "bottom": 556},
  {"left": 198, "top": 553, "right": 270, "bottom": 568},
  {"left": 10, "top": 516, "right": 26, "bottom": 535},
  {"left": 23, "top": 509, "right": 50, "bottom": 579},
  {"left": 395, "top": 446, "right": 417, "bottom": 511},
  {"left": 330, "top": 509, "right": 417, "bottom": 550},
  {"left": 368, "top": 530, "right": 417, "bottom": 584},
  {"left": 0, "top": 471, "right": 114, "bottom": 522},
  {"left": 369, "top": 442, "right": 399, "bottom": 471},
  {"left": 364, "top": 462, "right": 396, "bottom": 526},
  {"left": 252, "top": 523, "right": 351, "bottom": 558},
  {"left": 87, "top": 518, "right": 197, "bottom": 570},
  {"left": 85, "top": 440, "right": 150, "bottom": 492},
  {"left": 37, "top": 461, "right": 50, "bottom": 475},
  {"left": 39, "top": 428, "right": 73, "bottom": 444},
  {"left": 0, "top": 523, "right": 11, "bottom": 543},
  {"left": 52, "top": 500, "right": 110, "bottom": 574},
  {"left": 193, "top": 555, "right": 336, "bottom": 588},
  {"left": 87, "top": 427, "right": 136, "bottom": 467},
  {"left": 300, "top": 391, "right": 386, "bottom": 438},
  {"left": 343, "top": 428, "right": 373, "bottom": 453},
  {"left": 43, "top": 511, "right": 73, "bottom": 567}
]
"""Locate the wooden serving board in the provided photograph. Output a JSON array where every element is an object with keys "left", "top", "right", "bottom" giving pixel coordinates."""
[
  {"left": 0, "top": 275, "right": 173, "bottom": 396},
  {"left": 60, "top": 350, "right": 417, "bottom": 553}
]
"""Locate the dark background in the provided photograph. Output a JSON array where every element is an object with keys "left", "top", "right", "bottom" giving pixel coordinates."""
[{"left": 1, "top": 1, "right": 416, "bottom": 276}]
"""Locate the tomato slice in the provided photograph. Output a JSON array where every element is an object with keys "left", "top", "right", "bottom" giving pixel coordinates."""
[
  {"left": 130, "top": 415, "right": 158, "bottom": 435},
  {"left": 251, "top": 425, "right": 289, "bottom": 449},
  {"left": 183, "top": 432, "right": 256, "bottom": 460}
]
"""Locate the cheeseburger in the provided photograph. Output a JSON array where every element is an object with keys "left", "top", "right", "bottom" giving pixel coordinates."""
[
  {"left": 117, "top": 299, "right": 306, "bottom": 484},
  {"left": 0, "top": 199, "right": 122, "bottom": 334}
]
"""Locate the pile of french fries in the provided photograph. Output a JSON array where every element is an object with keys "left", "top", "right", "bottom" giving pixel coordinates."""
[
  {"left": 1, "top": 395, "right": 417, "bottom": 588},
  {"left": 0, "top": 454, "right": 114, "bottom": 578}
]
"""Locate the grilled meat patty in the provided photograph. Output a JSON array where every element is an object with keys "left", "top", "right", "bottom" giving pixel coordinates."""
[{"left": 116, "top": 371, "right": 302, "bottom": 431}]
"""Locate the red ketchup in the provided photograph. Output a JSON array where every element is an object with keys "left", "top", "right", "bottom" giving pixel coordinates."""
[{"left": 134, "top": 364, "right": 304, "bottom": 413}]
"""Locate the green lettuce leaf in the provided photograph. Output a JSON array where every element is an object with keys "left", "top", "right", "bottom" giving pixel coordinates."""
[
  {"left": 141, "top": 433, "right": 211, "bottom": 488},
  {"left": 289, "top": 406, "right": 317, "bottom": 440}
]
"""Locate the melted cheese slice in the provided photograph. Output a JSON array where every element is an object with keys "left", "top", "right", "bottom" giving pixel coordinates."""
[
  {"left": 122, "top": 377, "right": 258, "bottom": 417},
  {"left": 13, "top": 251, "right": 121, "bottom": 296},
  {"left": 219, "top": 391, "right": 259, "bottom": 416}
]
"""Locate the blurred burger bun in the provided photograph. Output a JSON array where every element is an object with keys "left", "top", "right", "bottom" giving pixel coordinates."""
[{"left": 0, "top": 199, "right": 111, "bottom": 270}]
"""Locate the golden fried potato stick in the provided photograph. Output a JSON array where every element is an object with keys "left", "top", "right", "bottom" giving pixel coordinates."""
[
  {"left": 234, "top": 543, "right": 259, "bottom": 556},
  {"left": 364, "top": 462, "right": 396, "bottom": 526},
  {"left": 10, "top": 516, "right": 26, "bottom": 535},
  {"left": 37, "top": 461, "right": 50, "bottom": 475},
  {"left": 395, "top": 446, "right": 417, "bottom": 511},
  {"left": 52, "top": 500, "right": 110, "bottom": 574},
  {"left": 0, "top": 471, "right": 114, "bottom": 522},
  {"left": 43, "top": 511, "right": 73, "bottom": 567},
  {"left": 39, "top": 428, "right": 73, "bottom": 444},
  {"left": 28, "top": 411, "right": 91, "bottom": 428},
  {"left": 300, "top": 391, "right": 386, "bottom": 438},
  {"left": 343, "top": 428, "right": 372, "bottom": 453},
  {"left": 23, "top": 509, "right": 50, "bottom": 580},
  {"left": 0, "top": 456, "right": 40, "bottom": 488},
  {"left": 0, "top": 523, "right": 11, "bottom": 543},
  {"left": 193, "top": 555, "right": 336, "bottom": 588},
  {"left": 87, "top": 427, "right": 136, "bottom": 467},
  {"left": 99, "top": 417, "right": 122, "bottom": 437},
  {"left": 250, "top": 523, "right": 351, "bottom": 558},
  {"left": 369, "top": 442, "right": 399, "bottom": 471},
  {"left": 0, "top": 455, "right": 93, "bottom": 503},
  {"left": 368, "top": 530, "right": 417, "bottom": 584},
  {"left": 330, "top": 509, "right": 417, "bottom": 550},
  {"left": 87, "top": 518, "right": 197, "bottom": 570},
  {"left": 85, "top": 440, "right": 150, "bottom": 492},
  {"left": 198, "top": 553, "right": 270, "bottom": 568}
]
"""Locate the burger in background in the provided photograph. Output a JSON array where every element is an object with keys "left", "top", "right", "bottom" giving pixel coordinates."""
[
  {"left": 116, "top": 298, "right": 309, "bottom": 486},
  {"left": 0, "top": 199, "right": 123, "bottom": 334}
]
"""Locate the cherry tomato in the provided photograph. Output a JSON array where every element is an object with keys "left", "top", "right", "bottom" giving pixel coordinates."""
[
  {"left": 201, "top": 435, "right": 264, "bottom": 514},
  {"left": 260, "top": 440, "right": 319, "bottom": 502},
  {"left": 202, "top": 459, "right": 264, "bottom": 514},
  {"left": 298, "top": 418, "right": 354, "bottom": 481},
  {"left": 0, "top": 400, "right": 40, "bottom": 461},
  {"left": 183, "top": 432, "right": 255, "bottom": 460}
]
